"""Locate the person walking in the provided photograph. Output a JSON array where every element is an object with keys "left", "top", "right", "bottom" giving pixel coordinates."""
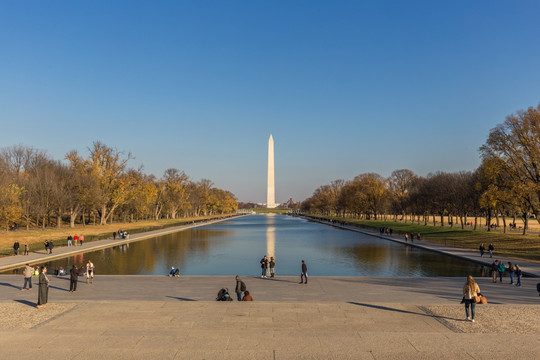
[
  {"left": 44, "top": 241, "right": 49, "bottom": 254},
  {"left": 69, "top": 265, "right": 79, "bottom": 292},
  {"left": 497, "top": 261, "right": 506, "bottom": 283},
  {"left": 479, "top": 243, "right": 485, "bottom": 257},
  {"left": 515, "top": 265, "right": 522, "bottom": 286},
  {"left": 23, "top": 242, "right": 29, "bottom": 255},
  {"left": 48, "top": 241, "right": 54, "bottom": 254},
  {"left": 462, "top": 275, "right": 481, "bottom": 322},
  {"left": 507, "top": 262, "right": 515, "bottom": 285},
  {"left": 67, "top": 235, "right": 73, "bottom": 247},
  {"left": 491, "top": 260, "right": 498, "bottom": 283},
  {"left": 488, "top": 243, "right": 494, "bottom": 258},
  {"left": 86, "top": 260, "right": 94, "bottom": 284},
  {"left": 235, "top": 276, "right": 247, "bottom": 301},
  {"left": 79, "top": 234, "right": 84, "bottom": 246},
  {"left": 13, "top": 240, "right": 20, "bottom": 255},
  {"left": 74, "top": 235, "right": 79, "bottom": 246},
  {"left": 405, "top": 234, "right": 409, "bottom": 242},
  {"left": 269, "top": 257, "right": 276, "bottom": 278},
  {"left": 260, "top": 256, "right": 269, "bottom": 278},
  {"left": 21, "top": 264, "right": 33, "bottom": 291},
  {"left": 113, "top": 231, "right": 116, "bottom": 240},
  {"left": 36, "top": 266, "right": 50, "bottom": 309},
  {"left": 300, "top": 260, "right": 308, "bottom": 284}
]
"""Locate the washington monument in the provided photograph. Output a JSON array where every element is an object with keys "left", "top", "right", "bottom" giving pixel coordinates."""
[{"left": 267, "top": 134, "right": 277, "bottom": 208}]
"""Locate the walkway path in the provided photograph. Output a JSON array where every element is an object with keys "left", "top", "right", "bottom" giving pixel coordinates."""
[
  {"left": 0, "top": 216, "right": 238, "bottom": 272},
  {"left": 306, "top": 217, "right": 540, "bottom": 277},
  {"left": 1, "top": 276, "right": 539, "bottom": 359}
]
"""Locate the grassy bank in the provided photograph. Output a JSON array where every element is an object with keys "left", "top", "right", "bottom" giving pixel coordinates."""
[
  {"left": 0, "top": 214, "right": 237, "bottom": 257},
  {"left": 307, "top": 215, "right": 540, "bottom": 262}
]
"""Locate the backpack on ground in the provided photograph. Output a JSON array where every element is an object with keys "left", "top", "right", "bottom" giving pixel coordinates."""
[{"left": 216, "top": 288, "right": 232, "bottom": 301}]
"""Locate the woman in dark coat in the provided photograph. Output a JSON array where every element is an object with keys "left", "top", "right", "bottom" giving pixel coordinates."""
[{"left": 37, "top": 266, "right": 50, "bottom": 309}]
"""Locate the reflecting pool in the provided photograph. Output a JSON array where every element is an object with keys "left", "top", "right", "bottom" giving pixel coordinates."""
[{"left": 37, "top": 214, "right": 486, "bottom": 276}]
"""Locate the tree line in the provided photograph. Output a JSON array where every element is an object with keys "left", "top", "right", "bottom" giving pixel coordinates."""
[
  {"left": 301, "top": 104, "right": 540, "bottom": 235},
  {"left": 0, "top": 141, "right": 238, "bottom": 230}
]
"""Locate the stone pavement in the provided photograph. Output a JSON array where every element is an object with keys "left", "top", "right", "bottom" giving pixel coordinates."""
[
  {"left": 309, "top": 218, "right": 540, "bottom": 277},
  {"left": 1, "top": 276, "right": 539, "bottom": 360},
  {"left": 1, "top": 275, "right": 539, "bottom": 304}
]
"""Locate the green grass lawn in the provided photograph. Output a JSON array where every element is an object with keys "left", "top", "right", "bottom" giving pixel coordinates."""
[{"left": 310, "top": 215, "right": 540, "bottom": 262}]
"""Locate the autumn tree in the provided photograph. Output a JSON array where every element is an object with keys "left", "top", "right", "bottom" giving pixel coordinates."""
[
  {"left": 66, "top": 142, "right": 133, "bottom": 225},
  {"left": 388, "top": 169, "right": 416, "bottom": 221},
  {"left": 480, "top": 104, "right": 540, "bottom": 233},
  {"left": 163, "top": 168, "right": 189, "bottom": 219}
]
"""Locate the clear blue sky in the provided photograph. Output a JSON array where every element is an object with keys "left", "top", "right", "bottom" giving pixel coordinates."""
[{"left": 1, "top": 1, "right": 539, "bottom": 203}]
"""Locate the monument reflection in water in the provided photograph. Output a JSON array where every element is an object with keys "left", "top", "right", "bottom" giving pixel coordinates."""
[{"left": 41, "top": 214, "right": 486, "bottom": 277}]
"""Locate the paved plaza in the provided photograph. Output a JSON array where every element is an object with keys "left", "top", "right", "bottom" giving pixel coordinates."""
[{"left": 0, "top": 275, "right": 539, "bottom": 359}]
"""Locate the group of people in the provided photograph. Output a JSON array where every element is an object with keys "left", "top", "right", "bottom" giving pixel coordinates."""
[
  {"left": 478, "top": 243, "right": 495, "bottom": 258},
  {"left": 234, "top": 276, "right": 253, "bottom": 301},
  {"left": 13, "top": 240, "right": 29, "bottom": 256},
  {"left": 404, "top": 233, "right": 421, "bottom": 242},
  {"left": 259, "top": 255, "right": 309, "bottom": 284},
  {"left": 113, "top": 230, "right": 129, "bottom": 240},
  {"left": 259, "top": 255, "right": 276, "bottom": 278},
  {"left": 67, "top": 235, "right": 85, "bottom": 246},
  {"left": 378, "top": 227, "right": 393, "bottom": 236},
  {"left": 490, "top": 260, "right": 522, "bottom": 286},
  {"left": 19, "top": 259, "right": 95, "bottom": 308},
  {"left": 169, "top": 267, "right": 180, "bottom": 277},
  {"left": 43, "top": 240, "right": 54, "bottom": 254}
]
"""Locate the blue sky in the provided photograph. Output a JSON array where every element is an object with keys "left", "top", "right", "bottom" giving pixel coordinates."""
[{"left": 1, "top": 1, "right": 539, "bottom": 203}]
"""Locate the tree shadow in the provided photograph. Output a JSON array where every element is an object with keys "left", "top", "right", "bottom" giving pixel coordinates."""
[
  {"left": 0, "top": 282, "right": 21, "bottom": 290},
  {"left": 14, "top": 299, "right": 36, "bottom": 307},
  {"left": 165, "top": 296, "right": 197, "bottom": 302}
]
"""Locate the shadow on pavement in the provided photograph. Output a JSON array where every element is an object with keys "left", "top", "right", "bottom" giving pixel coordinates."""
[
  {"left": 348, "top": 301, "right": 459, "bottom": 321},
  {"left": 250, "top": 276, "right": 297, "bottom": 284},
  {"left": 0, "top": 282, "right": 21, "bottom": 290},
  {"left": 165, "top": 296, "right": 197, "bottom": 301},
  {"left": 14, "top": 299, "right": 36, "bottom": 307},
  {"left": 49, "top": 285, "right": 69, "bottom": 292}
]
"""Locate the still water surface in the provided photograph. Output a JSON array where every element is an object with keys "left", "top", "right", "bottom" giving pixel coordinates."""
[{"left": 41, "top": 214, "right": 485, "bottom": 276}]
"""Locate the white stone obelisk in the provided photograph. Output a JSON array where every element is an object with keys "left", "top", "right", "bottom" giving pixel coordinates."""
[{"left": 267, "top": 134, "right": 276, "bottom": 208}]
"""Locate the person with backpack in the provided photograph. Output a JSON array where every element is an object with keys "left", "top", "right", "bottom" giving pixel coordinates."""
[
  {"left": 497, "top": 260, "right": 506, "bottom": 283},
  {"left": 235, "top": 276, "right": 247, "bottom": 301}
]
